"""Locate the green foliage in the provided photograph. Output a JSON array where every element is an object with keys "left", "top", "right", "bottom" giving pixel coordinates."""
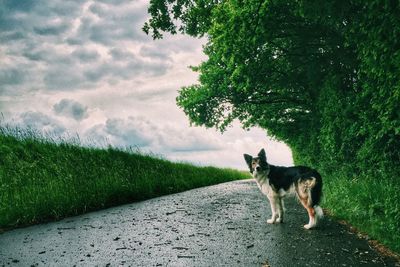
[
  {"left": 145, "top": 0, "right": 400, "bottom": 253},
  {"left": 143, "top": 0, "right": 216, "bottom": 39},
  {"left": 323, "top": 169, "right": 400, "bottom": 253},
  {"left": 0, "top": 127, "right": 249, "bottom": 229}
]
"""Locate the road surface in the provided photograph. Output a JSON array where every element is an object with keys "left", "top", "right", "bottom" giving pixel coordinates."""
[{"left": 0, "top": 180, "right": 397, "bottom": 266}]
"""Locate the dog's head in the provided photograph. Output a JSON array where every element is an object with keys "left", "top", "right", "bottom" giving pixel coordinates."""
[{"left": 243, "top": 148, "right": 270, "bottom": 178}]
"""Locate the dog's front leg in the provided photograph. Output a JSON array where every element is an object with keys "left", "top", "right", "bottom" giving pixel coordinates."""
[
  {"left": 267, "top": 196, "right": 278, "bottom": 224},
  {"left": 276, "top": 198, "right": 284, "bottom": 223}
]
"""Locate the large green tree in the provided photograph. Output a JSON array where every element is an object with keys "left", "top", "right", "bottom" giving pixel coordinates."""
[{"left": 143, "top": 0, "right": 399, "bottom": 167}]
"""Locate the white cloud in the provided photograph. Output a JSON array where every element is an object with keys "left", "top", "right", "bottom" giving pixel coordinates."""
[
  {"left": 84, "top": 116, "right": 223, "bottom": 153},
  {"left": 104, "top": 117, "right": 154, "bottom": 147},
  {"left": 9, "top": 111, "right": 67, "bottom": 137}
]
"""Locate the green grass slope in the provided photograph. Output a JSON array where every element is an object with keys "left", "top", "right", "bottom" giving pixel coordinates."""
[{"left": 0, "top": 127, "right": 249, "bottom": 229}]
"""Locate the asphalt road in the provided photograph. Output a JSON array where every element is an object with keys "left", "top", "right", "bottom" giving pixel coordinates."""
[{"left": 0, "top": 179, "right": 397, "bottom": 266}]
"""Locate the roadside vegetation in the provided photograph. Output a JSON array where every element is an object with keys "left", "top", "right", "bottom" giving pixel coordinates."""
[
  {"left": 144, "top": 0, "right": 400, "bottom": 253},
  {"left": 0, "top": 126, "right": 250, "bottom": 229}
]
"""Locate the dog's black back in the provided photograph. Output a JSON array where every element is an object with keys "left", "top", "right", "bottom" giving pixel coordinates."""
[{"left": 268, "top": 165, "right": 323, "bottom": 206}]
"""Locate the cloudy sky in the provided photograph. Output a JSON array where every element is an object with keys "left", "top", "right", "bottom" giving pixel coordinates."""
[{"left": 0, "top": 0, "right": 292, "bottom": 169}]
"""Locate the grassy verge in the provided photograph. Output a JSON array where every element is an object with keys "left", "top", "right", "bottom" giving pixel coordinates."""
[
  {"left": 0, "top": 127, "right": 250, "bottom": 229},
  {"left": 322, "top": 169, "right": 400, "bottom": 254}
]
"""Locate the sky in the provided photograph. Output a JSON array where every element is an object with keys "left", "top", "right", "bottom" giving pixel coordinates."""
[{"left": 0, "top": 0, "right": 293, "bottom": 169}]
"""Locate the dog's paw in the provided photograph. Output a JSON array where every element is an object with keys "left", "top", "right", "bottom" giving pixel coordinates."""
[
  {"left": 303, "top": 223, "right": 316, "bottom": 229},
  {"left": 267, "top": 219, "right": 276, "bottom": 224},
  {"left": 276, "top": 217, "right": 283, "bottom": 223}
]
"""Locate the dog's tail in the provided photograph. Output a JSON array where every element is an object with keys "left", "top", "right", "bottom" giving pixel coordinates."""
[
  {"left": 299, "top": 170, "right": 324, "bottom": 215},
  {"left": 314, "top": 205, "right": 324, "bottom": 219},
  {"left": 308, "top": 171, "right": 324, "bottom": 219}
]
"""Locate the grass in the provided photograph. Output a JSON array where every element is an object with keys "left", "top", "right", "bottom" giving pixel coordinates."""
[
  {"left": 0, "top": 125, "right": 250, "bottom": 229},
  {"left": 322, "top": 168, "right": 400, "bottom": 254}
]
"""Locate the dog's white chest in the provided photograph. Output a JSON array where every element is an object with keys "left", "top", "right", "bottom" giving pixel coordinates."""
[
  {"left": 261, "top": 183, "right": 271, "bottom": 196},
  {"left": 255, "top": 179, "right": 291, "bottom": 199},
  {"left": 255, "top": 179, "right": 272, "bottom": 196}
]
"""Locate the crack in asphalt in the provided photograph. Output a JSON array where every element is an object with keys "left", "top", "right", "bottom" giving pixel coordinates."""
[{"left": 0, "top": 180, "right": 397, "bottom": 266}]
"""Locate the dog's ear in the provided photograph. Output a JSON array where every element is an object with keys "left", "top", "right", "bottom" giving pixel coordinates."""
[
  {"left": 243, "top": 154, "right": 253, "bottom": 170},
  {"left": 258, "top": 148, "right": 266, "bottom": 161}
]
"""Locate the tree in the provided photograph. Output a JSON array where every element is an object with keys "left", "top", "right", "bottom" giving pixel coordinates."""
[{"left": 144, "top": 0, "right": 355, "bottom": 145}]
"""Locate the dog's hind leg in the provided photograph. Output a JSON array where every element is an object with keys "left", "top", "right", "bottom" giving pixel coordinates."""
[
  {"left": 304, "top": 206, "right": 316, "bottom": 229},
  {"left": 298, "top": 196, "right": 317, "bottom": 229}
]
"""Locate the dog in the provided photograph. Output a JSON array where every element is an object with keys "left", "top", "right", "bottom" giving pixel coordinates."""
[{"left": 243, "top": 148, "right": 323, "bottom": 229}]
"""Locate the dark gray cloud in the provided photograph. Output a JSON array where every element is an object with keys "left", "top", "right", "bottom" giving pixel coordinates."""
[
  {"left": 2, "top": 0, "right": 36, "bottom": 11},
  {"left": 22, "top": 44, "right": 73, "bottom": 64},
  {"left": 33, "top": 22, "right": 70, "bottom": 36},
  {"left": 44, "top": 67, "right": 86, "bottom": 90},
  {"left": 97, "top": 0, "right": 129, "bottom": 5},
  {"left": 139, "top": 46, "right": 171, "bottom": 61},
  {"left": 83, "top": 56, "right": 170, "bottom": 83},
  {"left": 0, "top": 31, "right": 26, "bottom": 43},
  {"left": 86, "top": 19, "right": 144, "bottom": 45},
  {"left": 22, "top": 48, "right": 46, "bottom": 62},
  {"left": 0, "top": 59, "right": 43, "bottom": 96},
  {"left": 38, "top": 1, "right": 85, "bottom": 17},
  {"left": 71, "top": 48, "right": 100, "bottom": 63},
  {"left": 125, "top": 59, "right": 169, "bottom": 77},
  {"left": 109, "top": 48, "right": 135, "bottom": 61},
  {"left": 84, "top": 66, "right": 109, "bottom": 83},
  {"left": 88, "top": 2, "right": 108, "bottom": 17},
  {"left": 0, "top": 67, "right": 26, "bottom": 85},
  {"left": 53, "top": 99, "right": 89, "bottom": 121},
  {"left": 0, "top": 0, "right": 83, "bottom": 35},
  {"left": 78, "top": 2, "right": 150, "bottom": 45},
  {"left": 129, "top": 88, "right": 175, "bottom": 101},
  {"left": 66, "top": 37, "right": 83, "bottom": 46}
]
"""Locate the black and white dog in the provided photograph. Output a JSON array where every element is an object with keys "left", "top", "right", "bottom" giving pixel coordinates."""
[{"left": 244, "top": 149, "right": 323, "bottom": 229}]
